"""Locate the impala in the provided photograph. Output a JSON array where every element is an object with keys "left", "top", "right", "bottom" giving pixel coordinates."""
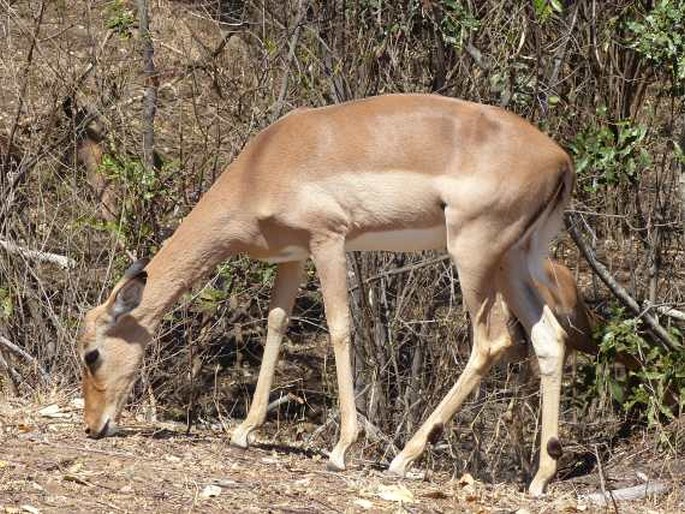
[
  {"left": 78, "top": 93, "right": 574, "bottom": 496},
  {"left": 501, "top": 259, "right": 593, "bottom": 364}
]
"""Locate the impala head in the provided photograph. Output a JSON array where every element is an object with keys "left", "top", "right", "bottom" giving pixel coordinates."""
[{"left": 79, "top": 260, "right": 150, "bottom": 438}]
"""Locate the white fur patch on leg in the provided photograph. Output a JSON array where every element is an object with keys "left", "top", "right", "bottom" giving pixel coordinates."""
[{"left": 530, "top": 305, "right": 565, "bottom": 376}]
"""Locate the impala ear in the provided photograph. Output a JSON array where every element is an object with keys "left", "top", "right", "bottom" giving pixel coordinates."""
[{"left": 108, "top": 259, "right": 149, "bottom": 323}]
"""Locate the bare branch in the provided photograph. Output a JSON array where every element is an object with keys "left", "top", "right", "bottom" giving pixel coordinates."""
[
  {"left": 270, "top": 0, "right": 306, "bottom": 123},
  {"left": 654, "top": 304, "right": 685, "bottom": 322},
  {"left": 0, "top": 238, "right": 76, "bottom": 269},
  {"left": 0, "top": 350, "right": 23, "bottom": 386},
  {"left": 137, "top": 0, "right": 158, "bottom": 171},
  {"left": 0, "top": 335, "right": 49, "bottom": 382},
  {"left": 266, "top": 392, "right": 304, "bottom": 413},
  {"left": 566, "top": 213, "right": 681, "bottom": 352},
  {"left": 581, "top": 481, "right": 671, "bottom": 506}
]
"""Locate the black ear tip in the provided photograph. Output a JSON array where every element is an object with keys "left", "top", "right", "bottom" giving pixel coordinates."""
[
  {"left": 124, "top": 258, "right": 150, "bottom": 280},
  {"left": 84, "top": 348, "right": 100, "bottom": 366}
]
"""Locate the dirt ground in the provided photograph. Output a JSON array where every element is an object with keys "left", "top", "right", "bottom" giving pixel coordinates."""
[{"left": 0, "top": 397, "right": 682, "bottom": 514}]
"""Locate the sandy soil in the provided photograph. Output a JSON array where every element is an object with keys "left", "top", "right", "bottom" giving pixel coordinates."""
[{"left": 1, "top": 398, "right": 682, "bottom": 513}]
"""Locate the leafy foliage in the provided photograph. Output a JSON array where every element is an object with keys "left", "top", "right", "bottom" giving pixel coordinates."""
[
  {"left": 105, "top": 0, "right": 136, "bottom": 37},
  {"left": 569, "top": 112, "right": 651, "bottom": 191},
  {"left": 532, "top": 0, "right": 564, "bottom": 23},
  {"left": 96, "top": 153, "right": 161, "bottom": 249},
  {"left": 438, "top": 0, "right": 480, "bottom": 49},
  {"left": 592, "top": 308, "right": 684, "bottom": 430},
  {"left": 626, "top": 0, "right": 685, "bottom": 84}
]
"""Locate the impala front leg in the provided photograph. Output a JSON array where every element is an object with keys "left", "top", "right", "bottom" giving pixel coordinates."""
[
  {"left": 311, "top": 236, "right": 358, "bottom": 471},
  {"left": 231, "top": 260, "right": 303, "bottom": 448},
  {"left": 389, "top": 295, "right": 510, "bottom": 476},
  {"left": 499, "top": 253, "right": 568, "bottom": 497},
  {"left": 528, "top": 305, "right": 566, "bottom": 497}
]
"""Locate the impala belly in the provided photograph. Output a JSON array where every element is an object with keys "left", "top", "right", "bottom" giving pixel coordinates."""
[
  {"left": 261, "top": 226, "right": 446, "bottom": 263},
  {"left": 262, "top": 245, "right": 310, "bottom": 263},
  {"left": 345, "top": 226, "right": 446, "bottom": 252}
]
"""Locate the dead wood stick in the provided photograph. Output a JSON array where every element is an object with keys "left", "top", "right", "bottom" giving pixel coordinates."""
[
  {"left": 0, "top": 335, "right": 49, "bottom": 381},
  {"left": 358, "top": 412, "right": 397, "bottom": 451},
  {"left": 0, "top": 350, "right": 23, "bottom": 385},
  {"left": 270, "top": 0, "right": 306, "bottom": 123},
  {"left": 0, "top": 238, "right": 76, "bottom": 269},
  {"left": 266, "top": 392, "right": 304, "bottom": 413},
  {"left": 654, "top": 304, "right": 685, "bottom": 322},
  {"left": 136, "top": 0, "right": 158, "bottom": 171},
  {"left": 581, "top": 481, "right": 671, "bottom": 506},
  {"left": 566, "top": 213, "right": 681, "bottom": 352},
  {"left": 593, "top": 444, "right": 618, "bottom": 512},
  {"left": 348, "top": 255, "right": 451, "bottom": 292}
]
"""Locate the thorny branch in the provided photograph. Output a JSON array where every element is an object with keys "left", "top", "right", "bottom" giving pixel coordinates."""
[{"left": 566, "top": 212, "right": 681, "bottom": 352}]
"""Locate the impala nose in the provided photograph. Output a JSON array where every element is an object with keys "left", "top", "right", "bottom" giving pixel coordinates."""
[{"left": 85, "top": 419, "right": 110, "bottom": 439}]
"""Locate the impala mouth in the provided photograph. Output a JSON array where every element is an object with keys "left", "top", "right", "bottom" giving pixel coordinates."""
[{"left": 87, "top": 418, "right": 113, "bottom": 439}]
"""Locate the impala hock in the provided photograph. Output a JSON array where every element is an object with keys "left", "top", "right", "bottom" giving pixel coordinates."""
[{"left": 78, "top": 94, "right": 574, "bottom": 496}]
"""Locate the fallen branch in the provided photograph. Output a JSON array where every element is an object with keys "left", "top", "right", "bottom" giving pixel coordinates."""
[
  {"left": 0, "top": 335, "right": 50, "bottom": 381},
  {"left": 566, "top": 213, "right": 681, "bottom": 352},
  {"left": 580, "top": 481, "right": 671, "bottom": 506},
  {"left": 654, "top": 304, "right": 685, "bottom": 322},
  {"left": 593, "top": 444, "right": 618, "bottom": 512},
  {"left": 0, "top": 238, "right": 76, "bottom": 269},
  {"left": 0, "top": 350, "right": 23, "bottom": 385},
  {"left": 266, "top": 392, "right": 304, "bottom": 413}
]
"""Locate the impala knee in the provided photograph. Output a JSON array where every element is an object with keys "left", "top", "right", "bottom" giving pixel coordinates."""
[
  {"left": 470, "top": 334, "right": 511, "bottom": 376},
  {"left": 530, "top": 310, "right": 565, "bottom": 376},
  {"left": 427, "top": 422, "right": 444, "bottom": 445},
  {"left": 546, "top": 436, "right": 563, "bottom": 460},
  {"left": 535, "top": 350, "right": 564, "bottom": 377}
]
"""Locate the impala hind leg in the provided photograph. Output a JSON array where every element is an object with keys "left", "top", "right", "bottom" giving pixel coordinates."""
[
  {"left": 499, "top": 252, "right": 567, "bottom": 497},
  {"left": 231, "top": 260, "right": 303, "bottom": 448},
  {"left": 310, "top": 236, "right": 358, "bottom": 471},
  {"left": 389, "top": 229, "right": 513, "bottom": 476}
]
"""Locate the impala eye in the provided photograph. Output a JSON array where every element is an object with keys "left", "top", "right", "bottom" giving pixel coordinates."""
[{"left": 84, "top": 349, "right": 100, "bottom": 367}]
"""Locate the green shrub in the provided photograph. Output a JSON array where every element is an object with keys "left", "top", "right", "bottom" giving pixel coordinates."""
[
  {"left": 569, "top": 112, "right": 651, "bottom": 191},
  {"left": 105, "top": 0, "right": 135, "bottom": 37},
  {"left": 592, "top": 307, "right": 684, "bottom": 430},
  {"left": 626, "top": 0, "right": 685, "bottom": 85}
]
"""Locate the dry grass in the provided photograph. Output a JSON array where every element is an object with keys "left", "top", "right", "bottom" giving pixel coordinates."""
[{"left": 1, "top": 395, "right": 683, "bottom": 513}]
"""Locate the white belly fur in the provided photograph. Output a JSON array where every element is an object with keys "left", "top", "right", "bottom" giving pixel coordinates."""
[
  {"left": 261, "top": 245, "right": 310, "bottom": 263},
  {"left": 261, "top": 226, "right": 447, "bottom": 263},
  {"left": 346, "top": 226, "right": 447, "bottom": 252}
]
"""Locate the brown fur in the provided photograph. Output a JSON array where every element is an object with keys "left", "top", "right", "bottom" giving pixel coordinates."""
[{"left": 79, "top": 94, "right": 575, "bottom": 495}]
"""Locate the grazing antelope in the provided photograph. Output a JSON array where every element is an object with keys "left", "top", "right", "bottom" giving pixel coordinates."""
[
  {"left": 78, "top": 93, "right": 574, "bottom": 496},
  {"left": 500, "top": 260, "right": 594, "bottom": 364},
  {"left": 63, "top": 98, "right": 118, "bottom": 222}
]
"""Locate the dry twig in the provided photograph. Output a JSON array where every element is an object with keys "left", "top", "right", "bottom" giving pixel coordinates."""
[
  {"left": 0, "top": 335, "right": 49, "bottom": 381},
  {"left": 566, "top": 213, "right": 681, "bottom": 351},
  {"left": 581, "top": 481, "right": 672, "bottom": 506},
  {"left": 0, "top": 238, "right": 76, "bottom": 270}
]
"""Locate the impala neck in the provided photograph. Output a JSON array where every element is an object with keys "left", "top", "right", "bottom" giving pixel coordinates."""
[{"left": 133, "top": 173, "right": 256, "bottom": 333}]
